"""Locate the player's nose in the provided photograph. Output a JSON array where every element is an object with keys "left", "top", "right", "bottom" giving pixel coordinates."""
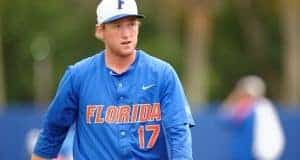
[
  {"left": 120, "top": 27, "right": 131, "bottom": 38},
  {"left": 120, "top": 23, "right": 136, "bottom": 38}
]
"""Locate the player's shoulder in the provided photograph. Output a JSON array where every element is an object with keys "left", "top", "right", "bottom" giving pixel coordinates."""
[
  {"left": 138, "top": 50, "right": 174, "bottom": 73},
  {"left": 68, "top": 51, "right": 103, "bottom": 73},
  {"left": 72, "top": 52, "right": 102, "bottom": 68}
]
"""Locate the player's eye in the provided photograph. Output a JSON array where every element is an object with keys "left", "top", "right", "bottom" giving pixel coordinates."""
[
  {"left": 128, "top": 21, "right": 138, "bottom": 29},
  {"left": 129, "top": 22, "right": 136, "bottom": 26},
  {"left": 114, "top": 24, "right": 121, "bottom": 28},
  {"left": 110, "top": 23, "right": 121, "bottom": 29}
]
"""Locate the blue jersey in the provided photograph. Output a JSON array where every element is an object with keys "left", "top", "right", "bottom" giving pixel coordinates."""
[{"left": 33, "top": 50, "right": 195, "bottom": 159}]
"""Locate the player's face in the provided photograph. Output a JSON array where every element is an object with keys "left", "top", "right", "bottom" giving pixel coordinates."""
[{"left": 98, "top": 17, "right": 140, "bottom": 57}]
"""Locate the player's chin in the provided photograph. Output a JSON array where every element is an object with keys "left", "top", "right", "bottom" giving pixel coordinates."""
[
  {"left": 118, "top": 49, "right": 135, "bottom": 57},
  {"left": 120, "top": 46, "right": 135, "bottom": 55}
]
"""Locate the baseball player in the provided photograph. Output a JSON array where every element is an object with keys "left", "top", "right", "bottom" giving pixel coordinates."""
[{"left": 31, "top": 0, "right": 195, "bottom": 159}]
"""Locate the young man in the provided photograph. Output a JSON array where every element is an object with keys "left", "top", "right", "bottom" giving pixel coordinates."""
[{"left": 31, "top": 0, "right": 195, "bottom": 159}]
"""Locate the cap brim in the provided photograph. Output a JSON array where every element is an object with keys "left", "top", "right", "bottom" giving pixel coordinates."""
[{"left": 102, "top": 14, "right": 144, "bottom": 24}]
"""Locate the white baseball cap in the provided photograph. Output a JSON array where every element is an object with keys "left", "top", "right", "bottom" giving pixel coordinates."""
[{"left": 96, "top": 0, "right": 144, "bottom": 24}]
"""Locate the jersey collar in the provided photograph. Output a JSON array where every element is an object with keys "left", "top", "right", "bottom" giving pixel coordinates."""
[{"left": 103, "top": 50, "right": 140, "bottom": 77}]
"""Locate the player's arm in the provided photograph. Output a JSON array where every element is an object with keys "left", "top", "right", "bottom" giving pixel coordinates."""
[
  {"left": 165, "top": 124, "right": 193, "bottom": 160},
  {"left": 161, "top": 65, "right": 195, "bottom": 160},
  {"left": 32, "top": 67, "right": 79, "bottom": 159}
]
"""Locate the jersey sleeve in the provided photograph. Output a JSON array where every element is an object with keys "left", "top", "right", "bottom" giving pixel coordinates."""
[
  {"left": 160, "top": 64, "right": 195, "bottom": 128},
  {"left": 165, "top": 124, "right": 193, "bottom": 160},
  {"left": 160, "top": 65, "right": 195, "bottom": 159},
  {"left": 33, "top": 66, "right": 79, "bottom": 159}
]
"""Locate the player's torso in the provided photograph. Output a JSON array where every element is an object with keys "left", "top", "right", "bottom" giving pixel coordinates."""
[{"left": 73, "top": 53, "right": 168, "bottom": 160}]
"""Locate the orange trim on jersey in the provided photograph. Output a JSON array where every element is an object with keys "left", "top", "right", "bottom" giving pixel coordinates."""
[
  {"left": 150, "top": 103, "right": 161, "bottom": 121},
  {"left": 118, "top": 105, "right": 130, "bottom": 123},
  {"left": 138, "top": 104, "right": 151, "bottom": 122},
  {"left": 146, "top": 124, "right": 160, "bottom": 148},
  {"left": 86, "top": 105, "right": 96, "bottom": 124},
  {"left": 95, "top": 105, "right": 104, "bottom": 124},
  {"left": 131, "top": 104, "right": 139, "bottom": 123},
  {"left": 138, "top": 125, "right": 145, "bottom": 149},
  {"left": 105, "top": 106, "right": 118, "bottom": 123}
]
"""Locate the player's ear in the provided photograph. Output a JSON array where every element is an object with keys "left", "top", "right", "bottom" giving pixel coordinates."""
[
  {"left": 137, "top": 19, "right": 142, "bottom": 27},
  {"left": 95, "top": 24, "right": 104, "bottom": 40}
]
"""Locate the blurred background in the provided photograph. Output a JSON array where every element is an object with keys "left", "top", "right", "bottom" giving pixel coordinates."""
[{"left": 0, "top": 0, "right": 299, "bottom": 159}]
